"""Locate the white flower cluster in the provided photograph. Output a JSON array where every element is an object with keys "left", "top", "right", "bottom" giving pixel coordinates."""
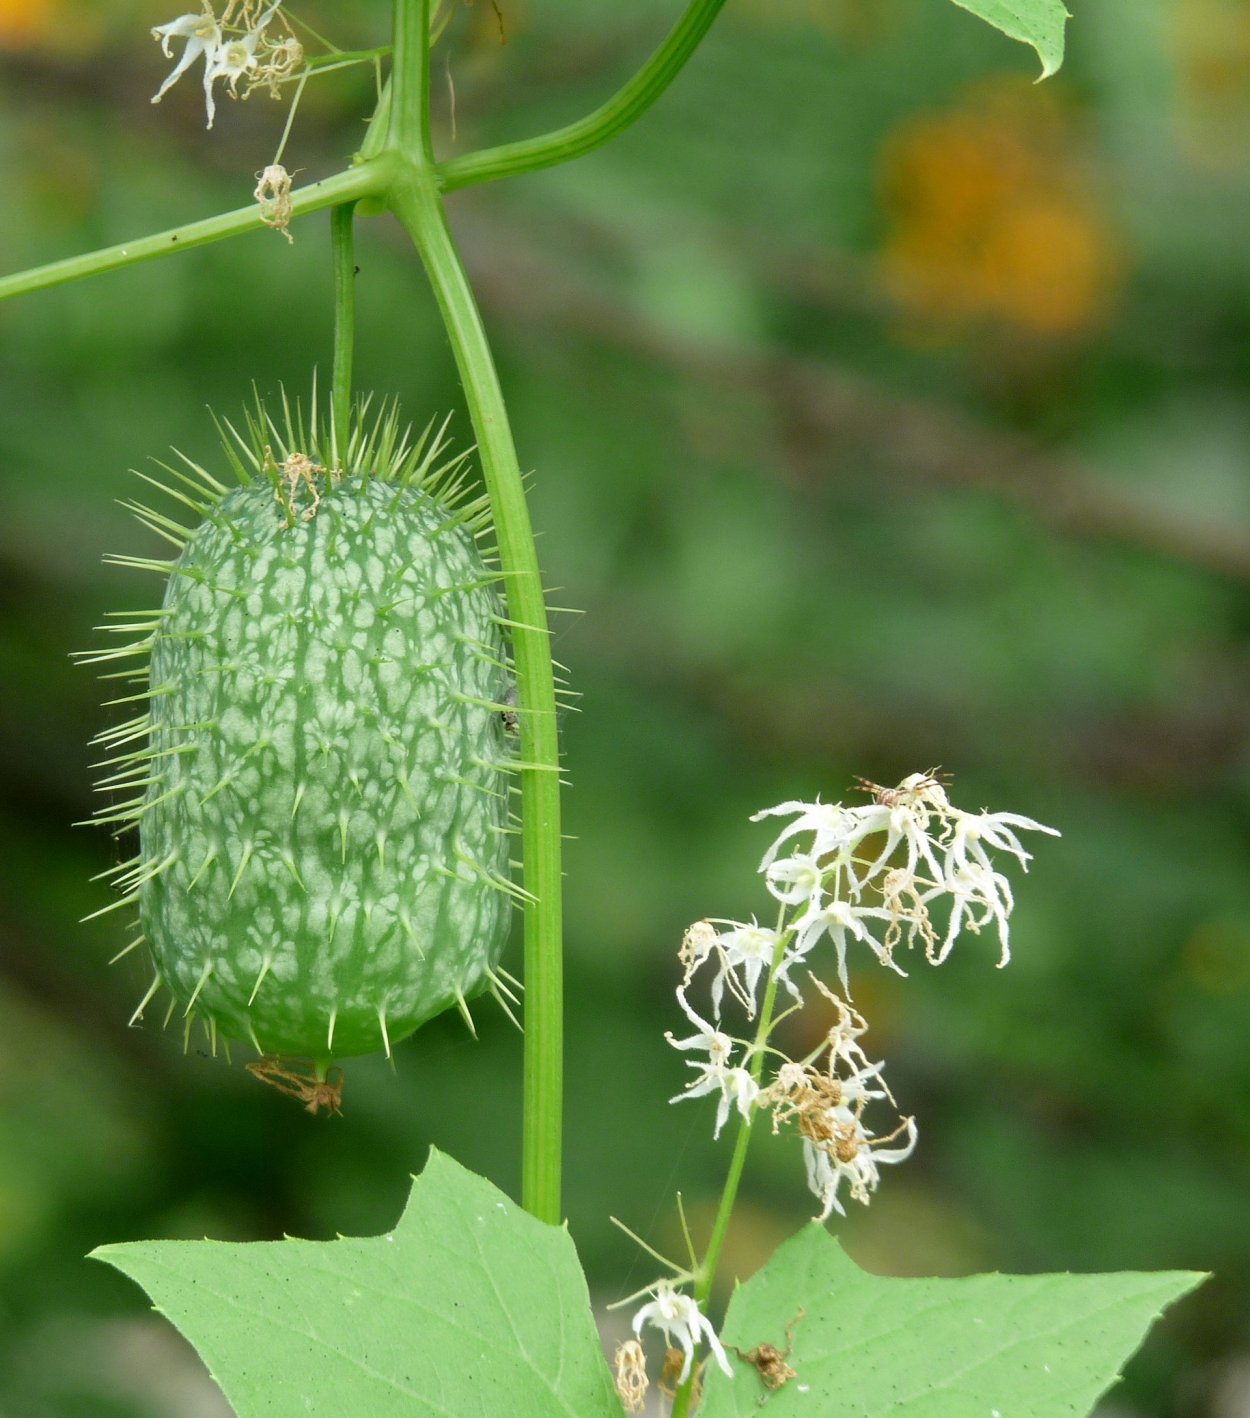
[
  {"left": 754, "top": 771, "right": 1060, "bottom": 988},
  {"left": 668, "top": 772, "right": 1058, "bottom": 1222},
  {"left": 151, "top": 2, "right": 302, "bottom": 128}
]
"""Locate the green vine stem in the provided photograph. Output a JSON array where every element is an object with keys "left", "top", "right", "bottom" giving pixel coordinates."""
[
  {"left": 437, "top": 0, "right": 728, "bottom": 192},
  {"left": 0, "top": 166, "right": 380, "bottom": 304},
  {"left": 330, "top": 202, "right": 358, "bottom": 459},
  {"left": 385, "top": 0, "right": 565, "bottom": 1225}
]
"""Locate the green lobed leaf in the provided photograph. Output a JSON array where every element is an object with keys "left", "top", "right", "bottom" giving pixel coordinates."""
[
  {"left": 943, "top": 0, "right": 1070, "bottom": 78},
  {"left": 701, "top": 1226, "right": 1203, "bottom": 1416},
  {"left": 92, "top": 1150, "right": 620, "bottom": 1418}
]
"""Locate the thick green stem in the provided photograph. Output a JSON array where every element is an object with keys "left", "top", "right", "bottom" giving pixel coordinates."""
[
  {"left": 387, "top": 0, "right": 563, "bottom": 1225},
  {"left": 330, "top": 202, "right": 357, "bottom": 459},
  {"left": 388, "top": 0, "right": 433, "bottom": 159},
  {"left": 0, "top": 166, "right": 381, "bottom": 304},
  {"left": 438, "top": 0, "right": 728, "bottom": 192}
]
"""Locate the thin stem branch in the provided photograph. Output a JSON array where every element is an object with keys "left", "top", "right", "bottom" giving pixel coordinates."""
[
  {"left": 0, "top": 165, "right": 382, "bottom": 304},
  {"left": 272, "top": 68, "right": 309, "bottom": 165},
  {"left": 330, "top": 202, "right": 357, "bottom": 459},
  {"left": 386, "top": 0, "right": 564, "bottom": 1226},
  {"left": 671, "top": 905, "right": 791, "bottom": 1418},
  {"left": 438, "top": 0, "right": 728, "bottom": 192}
]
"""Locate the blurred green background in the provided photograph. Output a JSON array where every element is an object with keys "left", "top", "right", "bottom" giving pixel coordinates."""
[{"left": 1, "top": 0, "right": 1249, "bottom": 1413}]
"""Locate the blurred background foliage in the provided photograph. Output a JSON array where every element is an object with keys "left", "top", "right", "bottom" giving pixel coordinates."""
[{"left": 0, "top": 0, "right": 1248, "bottom": 1413}]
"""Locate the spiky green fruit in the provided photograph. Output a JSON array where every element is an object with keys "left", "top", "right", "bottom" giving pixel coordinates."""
[{"left": 86, "top": 397, "right": 518, "bottom": 1062}]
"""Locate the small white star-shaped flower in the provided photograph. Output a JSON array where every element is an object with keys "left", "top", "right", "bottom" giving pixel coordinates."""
[
  {"left": 208, "top": 29, "right": 261, "bottom": 95},
  {"left": 666, "top": 990, "right": 757, "bottom": 1138},
  {"left": 945, "top": 807, "right": 1060, "bottom": 878},
  {"left": 710, "top": 921, "right": 779, "bottom": 1018},
  {"left": 666, "top": 987, "right": 733, "bottom": 1068},
  {"left": 151, "top": 9, "right": 222, "bottom": 125},
  {"left": 751, "top": 797, "right": 862, "bottom": 872},
  {"left": 852, "top": 797, "right": 948, "bottom": 893},
  {"left": 764, "top": 851, "right": 824, "bottom": 906},
  {"left": 150, "top": 1, "right": 285, "bottom": 128},
  {"left": 632, "top": 1282, "right": 733, "bottom": 1383},
  {"left": 789, "top": 896, "right": 901, "bottom": 991},
  {"left": 928, "top": 860, "right": 1015, "bottom": 965}
]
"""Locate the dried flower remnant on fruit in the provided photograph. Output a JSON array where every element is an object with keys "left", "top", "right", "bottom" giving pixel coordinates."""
[
  {"left": 499, "top": 681, "right": 520, "bottom": 736},
  {"left": 245, "top": 1058, "right": 343, "bottom": 1115},
  {"left": 255, "top": 163, "right": 294, "bottom": 241},
  {"left": 632, "top": 1281, "right": 733, "bottom": 1385},
  {"left": 150, "top": 1, "right": 297, "bottom": 128},
  {"left": 613, "top": 1339, "right": 648, "bottom": 1414},
  {"left": 269, "top": 447, "right": 333, "bottom": 522}
]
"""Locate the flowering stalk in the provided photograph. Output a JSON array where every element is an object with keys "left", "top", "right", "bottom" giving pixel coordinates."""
[
  {"left": 657, "top": 772, "right": 1056, "bottom": 1412},
  {"left": 668, "top": 913, "right": 788, "bottom": 1418}
]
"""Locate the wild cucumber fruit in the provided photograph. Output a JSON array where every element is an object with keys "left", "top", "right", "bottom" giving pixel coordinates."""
[{"left": 85, "top": 395, "right": 520, "bottom": 1066}]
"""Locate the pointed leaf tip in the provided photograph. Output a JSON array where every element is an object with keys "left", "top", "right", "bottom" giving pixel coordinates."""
[
  {"left": 699, "top": 1227, "right": 1204, "bottom": 1416},
  {"left": 945, "top": 0, "right": 1070, "bottom": 78},
  {"left": 92, "top": 1152, "right": 618, "bottom": 1417}
]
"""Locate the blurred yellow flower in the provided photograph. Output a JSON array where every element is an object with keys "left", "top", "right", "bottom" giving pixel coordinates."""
[
  {"left": 877, "top": 80, "right": 1122, "bottom": 339},
  {"left": 0, "top": 0, "right": 57, "bottom": 48}
]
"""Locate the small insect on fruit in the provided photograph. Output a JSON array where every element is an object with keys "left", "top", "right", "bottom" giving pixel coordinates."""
[{"left": 83, "top": 392, "right": 522, "bottom": 1096}]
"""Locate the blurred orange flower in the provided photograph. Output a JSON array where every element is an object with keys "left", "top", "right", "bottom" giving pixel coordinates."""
[
  {"left": 0, "top": 0, "right": 57, "bottom": 48},
  {"left": 877, "top": 79, "right": 1122, "bottom": 339}
]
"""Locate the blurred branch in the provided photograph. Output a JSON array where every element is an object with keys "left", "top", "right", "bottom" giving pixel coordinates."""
[
  {"left": 452, "top": 207, "right": 1250, "bottom": 587},
  {"left": 768, "top": 363, "right": 1250, "bottom": 586}
]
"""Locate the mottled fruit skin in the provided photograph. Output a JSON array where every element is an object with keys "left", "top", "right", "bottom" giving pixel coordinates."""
[{"left": 139, "top": 475, "right": 511, "bottom": 1058}]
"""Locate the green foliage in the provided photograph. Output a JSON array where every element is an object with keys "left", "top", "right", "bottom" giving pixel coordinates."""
[
  {"left": 701, "top": 1227, "right": 1204, "bottom": 1415},
  {"left": 943, "top": 0, "right": 1070, "bottom": 77},
  {"left": 93, "top": 1151, "right": 620, "bottom": 1418},
  {"left": 95, "top": 1151, "right": 1202, "bottom": 1417}
]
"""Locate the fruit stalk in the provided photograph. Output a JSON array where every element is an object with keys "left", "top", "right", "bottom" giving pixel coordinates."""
[{"left": 330, "top": 202, "right": 358, "bottom": 460}]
